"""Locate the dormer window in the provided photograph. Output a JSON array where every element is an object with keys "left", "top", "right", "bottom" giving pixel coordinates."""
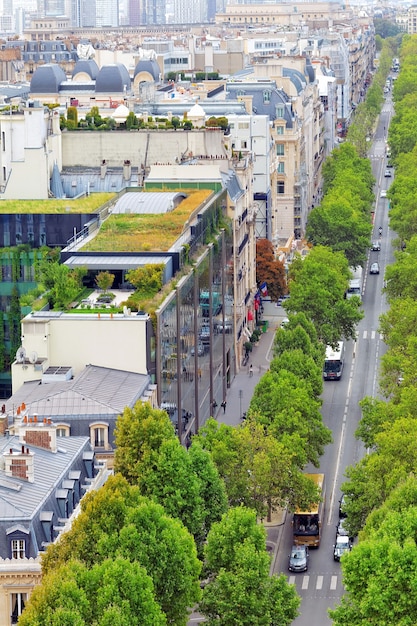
[
  {"left": 263, "top": 90, "right": 271, "bottom": 104},
  {"left": 11, "top": 539, "right": 25, "bottom": 559}
]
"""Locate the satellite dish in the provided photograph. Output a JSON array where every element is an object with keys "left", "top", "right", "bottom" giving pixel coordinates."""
[
  {"left": 29, "top": 351, "right": 38, "bottom": 364},
  {"left": 15, "top": 346, "right": 26, "bottom": 363}
]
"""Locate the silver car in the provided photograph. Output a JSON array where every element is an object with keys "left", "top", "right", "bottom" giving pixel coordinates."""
[{"left": 288, "top": 545, "right": 309, "bottom": 572}]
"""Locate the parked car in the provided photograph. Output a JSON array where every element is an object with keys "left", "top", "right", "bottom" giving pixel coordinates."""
[
  {"left": 281, "top": 317, "right": 290, "bottom": 328},
  {"left": 333, "top": 535, "right": 352, "bottom": 561},
  {"left": 370, "top": 262, "right": 380, "bottom": 275},
  {"left": 371, "top": 241, "right": 380, "bottom": 251},
  {"left": 337, "top": 518, "right": 354, "bottom": 541},
  {"left": 288, "top": 545, "right": 309, "bottom": 572},
  {"left": 339, "top": 495, "right": 347, "bottom": 518},
  {"left": 384, "top": 169, "right": 392, "bottom": 177},
  {"left": 381, "top": 190, "right": 387, "bottom": 198}
]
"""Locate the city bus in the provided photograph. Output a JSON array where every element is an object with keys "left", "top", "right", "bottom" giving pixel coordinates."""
[
  {"left": 323, "top": 342, "right": 345, "bottom": 380},
  {"left": 293, "top": 473, "right": 325, "bottom": 548}
]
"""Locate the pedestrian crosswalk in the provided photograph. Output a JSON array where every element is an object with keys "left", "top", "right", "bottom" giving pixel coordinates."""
[
  {"left": 288, "top": 574, "right": 341, "bottom": 591},
  {"left": 362, "top": 330, "right": 379, "bottom": 340}
]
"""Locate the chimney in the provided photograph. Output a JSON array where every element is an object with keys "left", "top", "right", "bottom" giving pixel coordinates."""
[
  {"left": 123, "top": 159, "right": 131, "bottom": 181},
  {"left": 19, "top": 419, "right": 57, "bottom": 453},
  {"left": 100, "top": 159, "right": 107, "bottom": 179},
  {"left": 4, "top": 446, "right": 35, "bottom": 482},
  {"left": 0, "top": 414, "right": 7, "bottom": 436}
]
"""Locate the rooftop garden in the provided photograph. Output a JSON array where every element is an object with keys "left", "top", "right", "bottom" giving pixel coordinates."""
[
  {"left": 0, "top": 193, "right": 115, "bottom": 214},
  {"left": 80, "top": 189, "right": 213, "bottom": 252}
]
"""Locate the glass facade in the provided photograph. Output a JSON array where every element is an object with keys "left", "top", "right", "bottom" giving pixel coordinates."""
[{"left": 157, "top": 230, "right": 235, "bottom": 445}]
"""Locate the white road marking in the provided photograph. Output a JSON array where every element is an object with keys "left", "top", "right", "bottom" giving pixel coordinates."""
[
  {"left": 316, "top": 575, "right": 323, "bottom": 590},
  {"left": 330, "top": 575, "right": 338, "bottom": 590},
  {"left": 302, "top": 575, "right": 309, "bottom": 590}
]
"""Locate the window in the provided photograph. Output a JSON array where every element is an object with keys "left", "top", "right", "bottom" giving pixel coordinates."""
[
  {"left": 2, "top": 131, "right": 5, "bottom": 151},
  {"left": 11, "top": 539, "right": 25, "bottom": 559},
  {"left": 276, "top": 125, "right": 284, "bottom": 135},
  {"left": 276, "top": 106, "right": 285, "bottom": 118},
  {"left": 241, "top": 140, "right": 247, "bottom": 149},
  {"left": 263, "top": 90, "right": 271, "bottom": 104},
  {"left": 277, "top": 181, "right": 285, "bottom": 194},
  {"left": 277, "top": 162, "right": 285, "bottom": 173},
  {"left": 11, "top": 593, "right": 27, "bottom": 624},
  {"left": 90, "top": 423, "right": 109, "bottom": 449},
  {"left": 56, "top": 426, "right": 69, "bottom": 437},
  {"left": 276, "top": 143, "right": 284, "bottom": 156},
  {"left": 95, "top": 428, "right": 105, "bottom": 447},
  {"left": 238, "top": 122, "right": 249, "bottom": 129}
]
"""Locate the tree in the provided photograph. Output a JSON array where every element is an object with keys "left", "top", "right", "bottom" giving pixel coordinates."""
[
  {"left": 171, "top": 116, "right": 181, "bottom": 130},
  {"left": 342, "top": 416, "right": 417, "bottom": 538},
  {"left": 41, "top": 475, "right": 202, "bottom": 625},
  {"left": 67, "top": 105, "right": 78, "bottom": 127},
  {"left": 200, "top": 543, "right": 299, "bottom": 626},
  {"left": 188, "top": 442, "right": 228, "bottom": 543},
  {"left": 250, "top": 369, "right": 332, "bottom": 468},
  {"left": 95, "top": 270, "right": 115, "bottom": 292},
  {"left": 19, "top": 558, "right": 167, "bottom": 626},
  {"left": 114, "top": 402, "right": 177, "bottom": 484},
  {"left": 125, "top": 264, "right": 164, "bottom": 295},
  {"left": 273, "top": 313, "right": 324, "bottom": 366},
  {"left": 256, "top": 239, "right": 287, "bottom": 300},
  {"left": 384, "top": 237, "right": 417, "bottom": 300},
  {"left": 285, "top": 246, "right": 363, "bottom": 345},
  {"left": 200, "top": 508, "right": 300, "bottom": 625},
  {"left": 330, "top": 493, "right": 417, "bottom": 626},
  {"left": 203, "top": 506, "right": 268, "bottom": 575},
  {"left": 138, "top": 437, "right": 205, "bottom": 542},
  {"left": 126, "top": 111, "right": 138, "bottom": 130},
  {"left": 306, "top": 194, "right": 372, "bottom": 267},
  {"left": 270, "top": 348, "right": 323, "bottom": 400},
  {"left": 194, "top": 418, "right": 320, "bottom": 518}
]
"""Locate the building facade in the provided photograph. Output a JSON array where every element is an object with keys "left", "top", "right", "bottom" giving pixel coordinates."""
[{"left": 0, "top": 415, "right": 109, "bottom": 626}]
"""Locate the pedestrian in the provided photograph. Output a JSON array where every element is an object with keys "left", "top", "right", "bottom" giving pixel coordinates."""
[
  {"left": 249, "top": 364, "right": 253, "bottom": 377},
  {"left": 221, "top": 400, "right": 227, "bottom": 413}
]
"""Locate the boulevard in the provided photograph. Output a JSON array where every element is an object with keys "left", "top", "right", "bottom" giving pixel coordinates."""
[{"left": 274, "top": 92, "right": 395, "bottom": 625}]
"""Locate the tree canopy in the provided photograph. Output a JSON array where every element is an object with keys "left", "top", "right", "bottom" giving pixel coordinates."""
[
  {"left": 40, "top": 474, "right": 202, "bottom": 625},
  {"left": 199, "top": 507, "right": 300, "bottom": 626},
  {"left": 285, "top": 246, "right": 363, "bottom": 345},
  {"left": 256, "top": 238, "right": 287, "bottom": 300}
]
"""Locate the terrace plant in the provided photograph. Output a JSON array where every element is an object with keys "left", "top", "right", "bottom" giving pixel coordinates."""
[
  {"left": 0, "top": 193, "right": 115, "bottom": 214},
  {"left": 81, "top": 190, "right": 212, "bottom": 252}
]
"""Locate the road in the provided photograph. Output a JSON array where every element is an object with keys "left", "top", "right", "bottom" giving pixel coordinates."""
[{"left": 273, "top": 93, "right": 395, "bottom": 625}]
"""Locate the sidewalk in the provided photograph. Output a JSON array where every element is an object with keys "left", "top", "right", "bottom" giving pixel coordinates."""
[
  {"left": 215, "top": 318, "right": 280, "bottom": 427},
  {"left": 214, "top": 317, "right": 288, "bottom": 573}
]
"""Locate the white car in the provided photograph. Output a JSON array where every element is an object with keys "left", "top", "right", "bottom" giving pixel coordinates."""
[{"left": 381, "top": 190, "right": 387, "bottom": 198}]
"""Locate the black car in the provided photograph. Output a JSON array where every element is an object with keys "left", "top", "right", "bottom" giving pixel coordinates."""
[
  {"left": 288, "top": 545, "right": 309, "bottom": 572},
  {"left": 339, "top": 495, "right": 347, "bottom": 518}
]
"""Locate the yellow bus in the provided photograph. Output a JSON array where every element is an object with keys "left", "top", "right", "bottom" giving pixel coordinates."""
[{"left": 293, "top": 474, "right": 325, "bottom": 548}]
